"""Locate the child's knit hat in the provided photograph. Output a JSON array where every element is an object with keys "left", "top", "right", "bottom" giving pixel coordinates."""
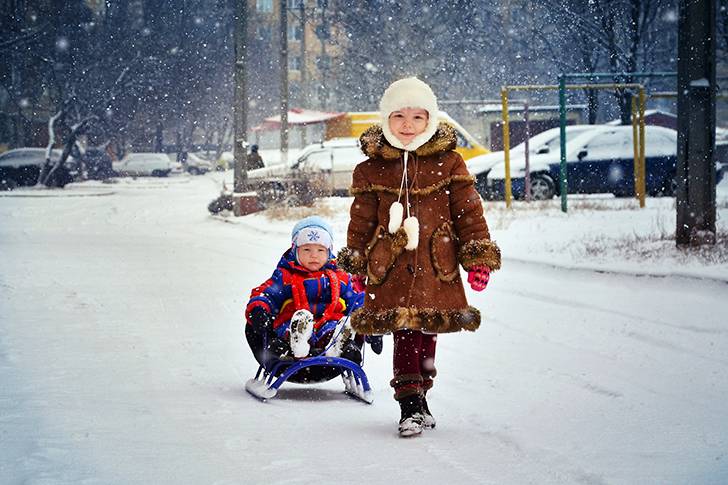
[{"left": 291, "top": 216, "right": 334, "bottom": 253}]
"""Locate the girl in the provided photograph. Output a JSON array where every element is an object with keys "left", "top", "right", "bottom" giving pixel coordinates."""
[{"left": 338, "top": 77, "right": 501, "bottom": 437}]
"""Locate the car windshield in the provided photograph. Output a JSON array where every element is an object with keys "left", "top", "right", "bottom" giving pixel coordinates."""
[{"left": 508, "top": 126, "right": 593, "bottom": 154}]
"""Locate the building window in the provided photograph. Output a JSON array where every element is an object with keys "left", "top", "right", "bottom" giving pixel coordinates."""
[
  {"left": 288, "top": 0, "right": 304, "bottom": 8},
  {"left": 289, "top": 57, "right": 301, "bottom": 71},
  {"left": 256, "top": 0, "right": 273, "bottom": 13},
  {"left": 316, "top": 55, "right": 329, "bottom": 70},
  {"left": 288, "top": 24, "right": 303, "bottom": 41},
  {"left": 256, "top": 26, "right": 272, "bottom": 42}
]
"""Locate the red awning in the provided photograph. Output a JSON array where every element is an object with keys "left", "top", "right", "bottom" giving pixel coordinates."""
[{"left": 252, "top": 108, "right": 346, "bottom": 131}]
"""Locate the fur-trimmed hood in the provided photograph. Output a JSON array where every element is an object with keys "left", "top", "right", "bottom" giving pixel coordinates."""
[
  {"left": 359, "top": 122, "right": 457, "bottom": 161},
  {"left": 379, "top": 77, "right": 439, "bottom": 151}
]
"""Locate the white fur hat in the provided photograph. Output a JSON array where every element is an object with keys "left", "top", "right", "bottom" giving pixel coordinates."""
[{"left": 379, "top": 77, "right": 439, "bottom": 151}]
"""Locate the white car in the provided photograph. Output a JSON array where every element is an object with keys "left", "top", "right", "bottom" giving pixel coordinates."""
[
  {"left": 246, "top": 138, "right": 367, "bottom": 195},
  {"left": 466, "top": 125, "right": 596, "bottom": 177},
  {"left": 186, "top": 153, "right": 213, "bottom": 174},
  {"left": 166, "top": 152, "right": 213, "bottom": 175},
  {"left": 113, "top": 153, "right": 180, "bottom": 177},
  {"left": 0, "top": 148, "right": 78, "bottom": 189}
]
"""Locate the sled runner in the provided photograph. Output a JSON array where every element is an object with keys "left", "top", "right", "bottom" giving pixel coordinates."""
[
  {"left": 245, "top": 318, "right": 374, "bottom": 404},
  {"left": 245, "top": 354, "right": 373, "bottom": 403}
]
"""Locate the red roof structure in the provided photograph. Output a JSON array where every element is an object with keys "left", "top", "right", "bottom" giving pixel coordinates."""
[{"left": 253, "top": 108, "right": 346, "bottom": 131}]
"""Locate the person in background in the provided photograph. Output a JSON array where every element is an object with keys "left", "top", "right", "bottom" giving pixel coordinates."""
[{"left": 247, "top": 144, "right": 264, "bottom": 170}]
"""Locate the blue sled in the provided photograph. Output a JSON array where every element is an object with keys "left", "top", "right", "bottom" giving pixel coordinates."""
[{"left": 245, "top": 355, "right": 373, "bottom": 404}]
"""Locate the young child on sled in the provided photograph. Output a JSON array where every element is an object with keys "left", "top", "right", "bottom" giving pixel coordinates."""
[{"left": 245, "top": 216, "right": 381, "bottom": 366}]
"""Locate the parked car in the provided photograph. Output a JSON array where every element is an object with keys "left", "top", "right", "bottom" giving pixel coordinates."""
[
  {"left": 246, "top": 138, "right": 367, "bottom": 196},
  {"left": 185, "top": 153, "right": 213, "bottom": 175},
  {"left": 292, "top": 138, "right": 368, "bottom": 194},
  {"left": 165, "top": 152, "right": 213, "bottom": 175},
  {"left": 81, "top": 147, "right": 114, "bottom": 180},
  {"left": 484, "top": 125, "right": 718, "bottom": 200},
  {"left": 113, "top": 153, "right": 181, "bottom": 177},
  {"left": 467, "top": 125, "right": 596, "bottom": 198},
  {"left": 0, "top": 148, "right": 77, "bottom": 190}
]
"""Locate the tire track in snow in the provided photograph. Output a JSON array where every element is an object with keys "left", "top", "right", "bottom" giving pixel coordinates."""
[
  {"left": 494, "top": 287, "right": 728, "bottom": 367},
  {"left": 500, "top": 286, "right": 726, "bottom": 336}
]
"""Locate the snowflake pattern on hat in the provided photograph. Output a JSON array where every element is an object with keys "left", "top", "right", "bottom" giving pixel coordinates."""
[{"left": 306, "top": 230, "right": 321, "bottom": 242}]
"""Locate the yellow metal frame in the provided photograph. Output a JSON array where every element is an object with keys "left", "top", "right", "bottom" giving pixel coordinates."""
[{"left": 500, "top": 83, "right": 647, "bottom": 208}]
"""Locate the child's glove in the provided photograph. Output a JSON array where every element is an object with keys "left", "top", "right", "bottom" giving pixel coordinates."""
[
  {"left": 249, "top": 307, "right": 273, "bottom": 333},
  {"left": 467, "top": 265, "right": 491, "bottom": 292},
  {"left": 366, "top": 335, "right": 384, "bottom": 354},
  {"left": 352, "top": 274, "right": 367, "bottom": 293}
]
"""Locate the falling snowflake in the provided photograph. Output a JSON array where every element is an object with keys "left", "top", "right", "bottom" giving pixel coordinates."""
[{"left": 55, "top": 37, "right": 69, "bottom": 52}]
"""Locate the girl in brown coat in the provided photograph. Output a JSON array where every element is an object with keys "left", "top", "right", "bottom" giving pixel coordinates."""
[{"left": 338, "top": 77, "right": 501, "bottom": 437}]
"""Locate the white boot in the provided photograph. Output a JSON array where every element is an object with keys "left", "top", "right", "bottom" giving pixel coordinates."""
[
  {"left": 289, "top": 309, "right": 314, "bottom": 358},
  {"left": 325, "top": 318, "right": 353, "bottom": 357}
]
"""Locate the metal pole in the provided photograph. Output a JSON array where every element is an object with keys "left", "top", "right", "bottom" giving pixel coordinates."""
[
  {"left": 563, "top": 72, "right": 677, "bottom": 79},
  {"left": 500, "top": 88, "right": 512, "bottom": 208},
  {"left": 300, "top": 2, "right": 307, "bottom": 101},
  {"left": 676, "top": 0, "right": 717, "bottom": 246},
  {"left": 233, "top": 0, "right": 248, "bottom": 194},
  {"left": 299, "top": 1, "right": 307, "bottom": 146},
  {"left": 638, "top": 87, "right": 646, "bottom": 208},
  {"left": 523, "top": 100, "right": 531, "bottom": 202},
  {"left": 279, "top": 0, "right": 289, "bottom": 165},
  {"left": 319, "top": 3, "right": 328, "bottom": 109},
  {"left": 631, "top": 96, "right": 640, "bottom": 199},
  {"left": 558, "top": 75, "right": 568, "bottom": 213}
]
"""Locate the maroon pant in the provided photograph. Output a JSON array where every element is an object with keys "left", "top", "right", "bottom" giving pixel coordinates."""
[{"left": 390, "top": 330, "right": 437, "bottom": 400}]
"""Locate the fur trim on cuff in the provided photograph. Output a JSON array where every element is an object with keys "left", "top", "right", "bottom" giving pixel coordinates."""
[
  {"left": 458, "top": 239, "right": 502, "bottom": 272},
  {"left": 390, "top": 373, "right": 424, "bottom": 400},
  {"left": 337, "top": 247, "right": 367, "bottom": 275},
  {"left": 350, "top": 306, "right": 481, "bottom": 334}
]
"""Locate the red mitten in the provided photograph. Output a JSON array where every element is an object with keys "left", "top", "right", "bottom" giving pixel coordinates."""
[
  {"left": 467, "top": 265, "right": 491, "bottom": 292},
  {"left": 352, "top": 274, "right": 367, "bottom": 293}
]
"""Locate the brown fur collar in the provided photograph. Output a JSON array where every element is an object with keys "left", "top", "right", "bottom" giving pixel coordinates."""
[
  {"left": 350, "top": 305, "right": 481, "bottom": 334},
  {"left": 359, "top": 122, "right": 457, "bottom": 160}
]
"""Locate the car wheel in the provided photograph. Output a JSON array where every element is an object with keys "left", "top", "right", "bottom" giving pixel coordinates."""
[
  {"left": 530, "top": 174, "right": 555, "bottom": 200},
  {"left": 474, "top": 175, "right": 489, "bottom": 199},
  {"left": 661, "top": 177, "right": 677, "bottom": 197},
  {"left": 0, "top": 178, "right": 19, "bottom": 191},
  {"left": 188, "top": 167, "right": 200, "bottom": 176},
  {"left": 151, "top": 169, "right": 168, "bottom": 177}
]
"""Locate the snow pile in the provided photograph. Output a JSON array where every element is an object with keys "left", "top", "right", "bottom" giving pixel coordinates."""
[{"left": 237, "top": 183, "right": 728, "bottom": 282}]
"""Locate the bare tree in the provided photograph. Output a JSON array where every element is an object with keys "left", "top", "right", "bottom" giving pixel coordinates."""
[{"left": 533, "top": 0, "right": 677, "bottom": 123}]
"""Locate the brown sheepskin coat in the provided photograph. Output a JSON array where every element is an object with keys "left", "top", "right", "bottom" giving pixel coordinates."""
[{"left": 338, "top": 123, "right": 501, "bottom": 335}]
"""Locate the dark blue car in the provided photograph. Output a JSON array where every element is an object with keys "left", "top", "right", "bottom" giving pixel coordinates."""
[{"left": 485, "top": 125, "right": 722, "bottom": 200}]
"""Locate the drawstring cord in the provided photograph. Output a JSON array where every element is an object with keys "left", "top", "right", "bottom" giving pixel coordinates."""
[{"left": 397, "top": 151, "right": 411, "bottom": 219}]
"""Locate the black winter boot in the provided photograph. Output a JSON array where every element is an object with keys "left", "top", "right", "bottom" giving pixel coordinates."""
[
  {"left": 398, "top": 395, "right": 424, "bottom": 437},
  {"left": 421, "top": 396, "right": 436, "bottom": 429}
]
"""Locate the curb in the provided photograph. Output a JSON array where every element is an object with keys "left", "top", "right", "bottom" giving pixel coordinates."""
[
  {"left": 0, "top": 190, "right": 116, "bottom": 198},
  {"left": 504, "top": 256, "right": 728, "bottom": 285}
]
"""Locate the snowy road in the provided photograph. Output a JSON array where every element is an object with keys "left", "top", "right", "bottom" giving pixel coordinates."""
[{"left": 2, "top": 176, "right": 727, "bottom": 484}]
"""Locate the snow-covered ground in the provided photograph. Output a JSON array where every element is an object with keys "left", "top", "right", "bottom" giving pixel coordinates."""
[{"left": 1, "top": 173, "right": 727, "bottom": 484}]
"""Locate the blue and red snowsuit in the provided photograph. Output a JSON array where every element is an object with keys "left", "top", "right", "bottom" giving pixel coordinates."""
[{"left": 246, "top": 248, "right": 364, "bottom": 350}]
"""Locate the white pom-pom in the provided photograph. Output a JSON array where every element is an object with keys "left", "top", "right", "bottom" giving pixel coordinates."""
[
  {"left": 388, "top": 201, "right": 404, "bottom": 234},
  {"left": 403, "top": 216, "right": 419, "bottom": 250}
]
